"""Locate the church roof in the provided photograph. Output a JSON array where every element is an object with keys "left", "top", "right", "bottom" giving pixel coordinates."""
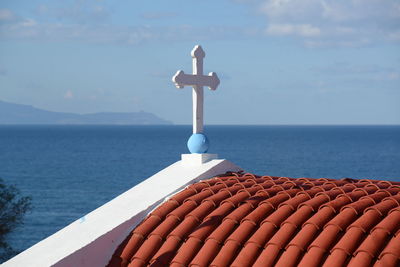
[{"left": 107, "top": 172, "right": 400, "bottom": 267}]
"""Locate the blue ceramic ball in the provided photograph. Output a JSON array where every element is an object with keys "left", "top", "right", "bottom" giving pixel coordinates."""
[{"left": 187, "top": 133, "right": 209, "bottom": 153}]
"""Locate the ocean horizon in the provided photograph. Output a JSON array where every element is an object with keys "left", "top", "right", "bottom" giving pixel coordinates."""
[{"left": 1, "top": 125, "right": 399, "bottom": 257}]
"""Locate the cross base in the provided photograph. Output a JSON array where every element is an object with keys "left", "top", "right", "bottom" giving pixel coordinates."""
[{"left": 181, "top": 153, "right": 218, "bottom": 165}]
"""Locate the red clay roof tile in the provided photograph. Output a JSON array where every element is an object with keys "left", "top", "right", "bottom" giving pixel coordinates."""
[
  {"left": 210, "top": 240, "right": 241, "bottom": 266},
  {"left": 374, "top": 254, "right": 399, "bottom": 267},
  {"left": 231, "top": 242, "right": 262, "bottom": 267},
  {"left": 378, "top": 230, "right": 400, "bottom": 261},
  {"left": 274, "top": 245, "right": 304, "bottom": 267},
  {"left": 170, "top": 237, "right": 202, "bottom": 266},
  {"left": 107, "top": 172, "right": 400, "bottom": 267}
]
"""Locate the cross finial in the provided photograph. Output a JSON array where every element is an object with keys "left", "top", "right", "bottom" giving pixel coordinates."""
[
  {"left": 191, "top": 45, "right": 205, "bottom": 59},
  {"left": 172, "top": 45, "right": 220, "bottom": 154}
]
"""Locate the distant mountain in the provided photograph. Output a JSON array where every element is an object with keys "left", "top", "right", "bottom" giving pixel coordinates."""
[{"left": 0, "top": 100, "right": 172, "bottom": 125}]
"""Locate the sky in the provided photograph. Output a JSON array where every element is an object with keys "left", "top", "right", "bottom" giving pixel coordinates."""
[{"left": 0, "top": 0, "right": 399, "bottom": 125}]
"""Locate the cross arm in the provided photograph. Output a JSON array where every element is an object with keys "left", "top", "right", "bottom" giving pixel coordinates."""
[{"left": 172, "top": 70, "right": 220, "bottom": 91}]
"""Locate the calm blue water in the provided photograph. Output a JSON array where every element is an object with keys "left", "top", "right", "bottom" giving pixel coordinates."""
[{"left": 0, "top": 125, "right": 399, "bottom": 254}]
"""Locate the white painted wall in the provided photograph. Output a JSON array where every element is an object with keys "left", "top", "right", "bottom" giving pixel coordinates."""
[{"left": 2, "top": 158, "right": 241, "bottom": 267}]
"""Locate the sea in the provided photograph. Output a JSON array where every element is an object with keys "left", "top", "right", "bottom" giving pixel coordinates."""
[{"left": 0, "top": 125, "right": 399, "bottom": 256}]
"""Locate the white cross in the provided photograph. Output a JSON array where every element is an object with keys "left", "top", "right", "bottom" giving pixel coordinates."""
[{"left": 172, "top": 45, "right": 220, "bottom": 134}]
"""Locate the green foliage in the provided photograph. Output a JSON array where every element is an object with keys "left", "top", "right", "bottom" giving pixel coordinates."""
[{"left": 0, "top": 178, "right": 32, "bottom": 262}]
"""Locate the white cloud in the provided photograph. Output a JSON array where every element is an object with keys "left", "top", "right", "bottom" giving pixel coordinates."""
[
  {"left": 388, "top": 31, "right": 400, "bottom": 41},
  {"left": 64, "top": 90, "right": 74, "bottom": 99},
  {"left": 141, "top": 12, "right": 178, "bottom": 20},
  {"left": 33, "top": 0, "right": 111, "bottom": 24},
  {"left": 266, "top": 23, "right": 320, "bottom": 37},
  {"left": 257, "top": 0, "right": 400, "bottom": 46},
  {"left": 0, "top": 1, "right": 252, "bottom": 45},
  {"left": 19, "top": 18, "right": 37, "bottom": 27},
  {"left": 311, "top": 63, "right": 400, "bottom": 82},
  {"left": 0, "top": 16, "right": 246, "bottom": 45},
  {"left": 3, "top": 1, "right": 398, "bottom": 47},
  {"left": 0, "top": 8, "right": 15, "bottom": 21},
  {"left": 386, "top": 72, "right": 400, "bottom": 81},
  {"left": 35, "top": 4, "right": 49, "bottom": 16}
]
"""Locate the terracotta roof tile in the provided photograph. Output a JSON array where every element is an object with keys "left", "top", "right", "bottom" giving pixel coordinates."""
[
  {"left": 107, "top": 173, "right": 400, "bottom": 267},
  {"left": 377, "top": 229, "right": 400, "bottom": 264}
]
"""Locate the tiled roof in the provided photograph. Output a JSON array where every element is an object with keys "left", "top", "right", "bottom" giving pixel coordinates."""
[{"left": 107, "top": 172, "right": 400, "bottom": 267}]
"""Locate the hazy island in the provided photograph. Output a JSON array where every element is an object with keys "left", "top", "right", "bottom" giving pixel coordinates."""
[{"left": 0, "top": 100, "right": 172, "bottom": 125}]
